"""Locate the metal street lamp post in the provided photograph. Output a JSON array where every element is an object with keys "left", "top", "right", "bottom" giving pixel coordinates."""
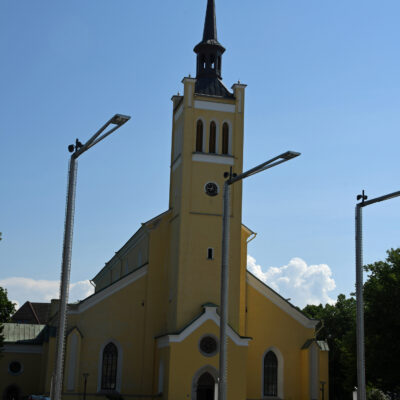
[
  {"left": 218, "top": 151, "right": 301, "bottom": 400},
  {"left": 355, "top": 189, "right": 400, "bottom": 400},
  {"left": 51, "top": 114, "right": 131, "bottom": 400},
  {"left": 83, "top": 373, "right": 89, "bottom": 400}
]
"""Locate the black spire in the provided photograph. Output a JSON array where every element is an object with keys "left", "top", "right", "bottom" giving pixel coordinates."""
[
  {"left": 194, "top": 0, "right": 225, "bottom": 80},
  {"left": 193, "top": 0, "right": 233, "bottom": 98},
  {"left": 202, "top": 0, "right": 218, "bottom": 43}
]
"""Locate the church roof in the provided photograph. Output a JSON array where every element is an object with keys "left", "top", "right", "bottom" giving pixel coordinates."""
[
  {"left": 11, "top": 301, "right": 51, "bottom": 325},
  {"left": 195, "top": 77, "right": 234, "bottom": 98}
]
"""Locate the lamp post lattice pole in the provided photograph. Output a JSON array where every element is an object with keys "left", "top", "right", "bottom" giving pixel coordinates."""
[
  {"left": 355, "top": 189, "right": 400, "bottom": 400},
  {"left": 51, "top": 114, "right": 130, "bottom": 400},
  {"left": 218, "top": 151, "right": 301, "bottom": 400}
]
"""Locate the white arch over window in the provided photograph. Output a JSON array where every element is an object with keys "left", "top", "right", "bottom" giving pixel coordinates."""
[
  {"left": 97, "top": 339, "right": 123, "bottom": 393},
  {"left": 261, "top": 346, "right": 284, "bottom": 399},
  {"left": 221, "top": 120, "right": 233, "bottom": 155}
]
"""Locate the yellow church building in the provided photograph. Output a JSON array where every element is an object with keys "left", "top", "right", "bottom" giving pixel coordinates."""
[{"left": 1, "top": 1, "right": 329, "bottom": 399}]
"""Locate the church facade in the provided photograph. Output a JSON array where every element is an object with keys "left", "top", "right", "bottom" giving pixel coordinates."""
[{"left": 1, "top": 1, "right": 329, "bottom": 399}]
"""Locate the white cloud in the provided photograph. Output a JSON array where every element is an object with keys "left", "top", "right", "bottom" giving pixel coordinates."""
[
  {"left": 247, "top": 255, "right": 336, "bottom": 308},
  {"left": 0, "top": 277, "right": 95, "bottom": 310}
]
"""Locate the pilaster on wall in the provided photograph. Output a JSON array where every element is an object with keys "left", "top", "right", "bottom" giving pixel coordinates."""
[
  {"left": 231, "top": 83, "right": 247, "bottom": 114},
  {"left": 182, "top": 77, "right": 196, "bottom": 108}
]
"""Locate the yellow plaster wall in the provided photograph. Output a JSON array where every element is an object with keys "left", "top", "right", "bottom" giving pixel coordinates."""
[
  {"left": 63, "top": 272, "right": 148, "bottom": 397},
  {"left": 300, "top": 350, "right": 310, "bottom": 400},
  {"left": 0, "top": 350, "right": 44, "bottom": 397},
  {"left": 246, "top": 283, "right": 316, "bottom": 400}
]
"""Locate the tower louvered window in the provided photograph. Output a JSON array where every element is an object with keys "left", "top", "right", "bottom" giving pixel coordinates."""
[
  {"left": 263, "top": 351, "right": 278, "bottom": 396},
  {"left": 209, "top": 122, "right": 216, "bottom": 153},
  {"left": 222, "top": 123, "right": 229, "bottom": 155},
  {"left": 101, "top": 343, "right": 118, "bottom": 391},
  {"left": 196, "top": 120, "right": 204, "bottom": 152}
]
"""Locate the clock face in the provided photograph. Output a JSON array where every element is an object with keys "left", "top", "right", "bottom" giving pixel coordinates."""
[{"left": 205, "top": 182, "right": 219, "bottom": 197}]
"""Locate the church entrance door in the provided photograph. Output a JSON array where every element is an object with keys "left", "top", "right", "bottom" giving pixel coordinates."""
[
  {"left": 196, "top": 372, "right": 215, "bottom": 400},
  {"left": 3, "top": 385, "right": 20, "bottom": 400}
]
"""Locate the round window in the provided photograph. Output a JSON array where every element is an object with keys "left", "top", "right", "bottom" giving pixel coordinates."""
[
  {"left": 204, "top": 182, "right": 219, "bottom": 197},
  {"left": 199, "top": 335, "right": 218, "bottom": 357},
  {"left": 9, "top": 361, "right": 22, "bottom": 375}
]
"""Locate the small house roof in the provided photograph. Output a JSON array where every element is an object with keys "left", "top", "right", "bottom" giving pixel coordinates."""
[
  {"left": 3, "top": 323, "right": 47, "bottom": 344},
  {"left": 301, "top": 339, "right": 330, "bottom": 351}
]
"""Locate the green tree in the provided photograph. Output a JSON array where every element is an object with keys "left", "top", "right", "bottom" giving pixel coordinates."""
[
  {"left": 364, "top": 248, "right": 400, "bottom": 393},
  {"left": 0, "top": 286, "right": 16, "bottom": 357},
  {"left": 0, "top": 287, "right": 15, "bottom": 322},
  {"left": 303, "top": 294, "right": 357, "bottom": 399}
]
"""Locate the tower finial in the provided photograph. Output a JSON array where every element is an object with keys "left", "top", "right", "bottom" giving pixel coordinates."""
[{"left": 203, "top": 0, "right": 218, "bottom": 42}]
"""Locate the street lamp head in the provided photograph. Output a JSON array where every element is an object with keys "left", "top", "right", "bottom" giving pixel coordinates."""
[
  {"left": 280, "top": 151, "right": 301, "bottom": 160},
  {"left": 110, "top": 114, "right": 131, "bottom": 126}
]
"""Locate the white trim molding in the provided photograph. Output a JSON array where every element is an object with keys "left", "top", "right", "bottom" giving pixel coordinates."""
[
  {"left": 192, "top": 153, "right": 234, "bottom": 165},
  {"left": 70, "top": 266, "right": 148, "bottom": 315},
  {"left": 157, "top": 305, "right": 251, "bottom": 348},
  {"left": 174, "top": 104, "right": 183, "bottom": 121},
  {"left": 97, "top": 339, "right": 123, "bottom": 393},
  {"left": 247, "top": 272, "right": 318, "bottom": 329},
  {"left": 171, "top": 155, "right": 182, "bottom": 172},
  {"left": 261, "top": 346, "right": 284, "bottom": 399},
  {"left": 194, "top": 100, "right": 235, "bottom": 113}
]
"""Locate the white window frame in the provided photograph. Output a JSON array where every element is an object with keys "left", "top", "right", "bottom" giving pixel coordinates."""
[
  {"left": 97, "top": 339, "right": 123, "bottom": 393},
  {"left": 261, "top": 346, "right": 284, "bottom": 399}
]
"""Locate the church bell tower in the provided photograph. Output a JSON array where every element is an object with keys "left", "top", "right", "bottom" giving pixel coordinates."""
[{"left": 167, "top": 0, "right": 247, "bottom": 335}]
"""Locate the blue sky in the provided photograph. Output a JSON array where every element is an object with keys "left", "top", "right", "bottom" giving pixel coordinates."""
[{"left": 1, "top": 0, "right": 399, "bottom": 308}]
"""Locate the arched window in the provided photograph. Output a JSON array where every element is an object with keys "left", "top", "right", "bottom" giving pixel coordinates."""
[
  {"left": 263, "top": 351, "right": 278, "bottom": 397},
  {"left": 209, "top": 122, "right": 216, "bottom": 153},
  {"left": 222, "top": 123, "right": 229, "bottom": 155},
  {"left": 196, "top": 120, "right": 204, "bottom": 152},
  {"left": 101, "top": 343, "right": 118, "bottom": 391},
  {"left": 201, "top": 55, "right": 206, "bottom": 70},
  {"left": 210, "top": 54, "right": 216, "bottom": 70}
]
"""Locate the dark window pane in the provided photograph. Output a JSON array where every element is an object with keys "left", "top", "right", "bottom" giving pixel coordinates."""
[
  {"left": 209, "top": 122, "right": 216, "bottom": 153},
  {"left": 101, "top": 343, "right": 118, "bottom": 390},
  {"left": 222, "top": 123, "right": 229, "bottom": 155},
  {"left": 263, "top": 351, "right": 278, "bottom": 396},
  {"left": 196, "top": 120, "right": 204, "bottom": 152}
]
